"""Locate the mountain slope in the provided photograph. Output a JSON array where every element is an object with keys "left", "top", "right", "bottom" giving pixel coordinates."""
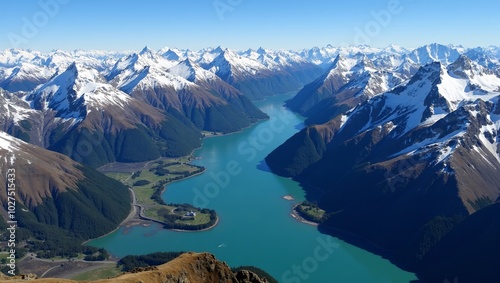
[
  {"left": 0, "top": 131, "right": 130, "bottom": 241},
  {"left": 416, "top": 201, "right": 500, "bottom": 282},
  {"left": 286, "top": 55, "right": 406, "bottom": 124},
  {"left": 404, "top": 43, "right": 462, "bottom": 65},
  {"left": 107, "top": 49, "right": 268, "bottom": 133},
  {"left": 22, "top": 62, "right": 201, "bottom": 167},
  {"left": 285, "top": 44, "right": 477, "bottom": 126},
  {"left": 208, "top": 49, "right": 322, "bottom": 100},
  {"left": 0, "top": 63, "right": 53, "bottom": 92},
  {"left": 266, "top": 58, "right": 500, "bottom": 282},
  {"left": 168, "top": 59, "right": 269, "bottom": 131},
  {"left": 7, "top": 253, "right": 271, "bottom": 283}
]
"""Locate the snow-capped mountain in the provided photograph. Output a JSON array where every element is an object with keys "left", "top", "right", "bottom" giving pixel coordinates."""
[
  {"left": 2, "top": 44, "right": 500, "bottom": 283},
  {"left": 0, "top": 49, "right": 129, "bottom": 92},
  {"left": 27, "top": 62, "right": 153, "bottom": 126},
  {"left": 106, "top": 48, "right": 268, "bottom": 132},
  {"left": 191, "top": 46, "right": 224, "bottom": 68},
  {"left": 404, "top": 43, "right": 462, "bottom": 65},
  {"left": 168, "top": 58, "right": 245, "bottom": 101},
  {"left": 286, "top": 54, "right": 406, "bottom": 124},
  {"left": 1, "top": 43, "right": 500, "bottom": 168},
  {"left": 0, "top": 62, "right": 54, "bottom": 92},
  {"left": 207, "top": 48, "right": 322, "bottom": 100},
  {"left": 266, "top": 55, "right": 500, "bottom": 281},
  {"left": 285, "top": 43, "right": 500, "bottom": 126},
  {"left": 0, "top": 62, "right": 203, "bottom": 167},
  {"left": 269, "top": 54, "right": 500, "bottom": 193},
  {"left": 208, "top": 49, "right": 269, "bottom": 82},
  {"left": 465, "top": 47, "right": 500, "bottom": 70}
]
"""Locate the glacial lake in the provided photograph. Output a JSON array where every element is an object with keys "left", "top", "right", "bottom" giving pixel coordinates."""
[{"left": 89, "top": 92, "right": 417, "bottom": 283}]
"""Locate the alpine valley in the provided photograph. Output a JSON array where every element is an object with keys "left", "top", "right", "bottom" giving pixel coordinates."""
[{"left": 0, "top": 43, "right": 499, "bottom": 282}]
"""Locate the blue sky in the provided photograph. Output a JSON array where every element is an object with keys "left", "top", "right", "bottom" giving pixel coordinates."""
[{"left": 0, "top": 0, "right": 498, "bottom": 51}]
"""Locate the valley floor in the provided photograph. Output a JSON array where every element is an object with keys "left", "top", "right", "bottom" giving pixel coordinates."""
[{"left": 99, "top": 157, "right": 218, "bottom": 233}]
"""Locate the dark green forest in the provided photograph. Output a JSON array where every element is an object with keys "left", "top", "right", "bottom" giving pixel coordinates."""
[{"left": 13, "top": 165, "right": 130, "bottom": 259}]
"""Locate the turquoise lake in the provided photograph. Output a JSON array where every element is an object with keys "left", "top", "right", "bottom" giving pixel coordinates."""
[{"left": 89, "top": 92, "right": 417, "bottom": 283}]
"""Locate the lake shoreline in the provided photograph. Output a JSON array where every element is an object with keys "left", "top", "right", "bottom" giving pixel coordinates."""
[
  {"left": 290, "top": 203, "right": 319, "bottom": 226},
  {"left": 87, "top": 91, "right": 417, "bottom": 282},
  {"left": 85, "top": 164, "right": 215, "bottom": 246}
]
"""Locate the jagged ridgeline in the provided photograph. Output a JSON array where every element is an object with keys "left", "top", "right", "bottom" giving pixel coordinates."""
[
  {"left": 2, "top": 44, "right": 500, "bottom": 282},
  {"left": 267, "top": 47, "right": 500, "bottom": 282},
  {"left": 0, "top": 133, "right": 130, "bottom": 257}
]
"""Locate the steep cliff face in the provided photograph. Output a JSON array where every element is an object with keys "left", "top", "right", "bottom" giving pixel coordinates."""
[{"left": 0, "top": 253, "right": 270, "bottom": 283}]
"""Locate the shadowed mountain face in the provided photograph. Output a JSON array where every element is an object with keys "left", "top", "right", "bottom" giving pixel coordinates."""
[{"left": 267, "top": 56, "right": 500, "bottom": 282}]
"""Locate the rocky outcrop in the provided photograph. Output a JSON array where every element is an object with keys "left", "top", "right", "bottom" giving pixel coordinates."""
[
  {"left": 0, "top": 253, "right": 270, "bottom": 283},
  {"left": 234, "top": 270, "right": 270, "bottom": 283}
]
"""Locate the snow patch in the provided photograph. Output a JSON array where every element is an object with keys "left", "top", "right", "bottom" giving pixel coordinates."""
[
  {"left": 478, "top": 124, "right": 500, "bottom": 164},
  {"left": 391, "top": 129, "right": 465, "bottom": 158},
  {"left": 0, "top": 131, "right": 23, "bottom": 153}
]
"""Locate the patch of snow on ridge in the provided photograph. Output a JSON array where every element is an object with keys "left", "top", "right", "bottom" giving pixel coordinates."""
[
  {"left": 0, "top": 131, "right": 22, "bottom": 153},
  {"left": 390, "top": 129, "right": 466, "bottom": 158},
  {"left": 478, "top": 124, "right": 500, "bottom": 164}
]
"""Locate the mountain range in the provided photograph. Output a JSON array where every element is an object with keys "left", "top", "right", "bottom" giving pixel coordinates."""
[
  {"left": 1, "top": 43, "right": 500, "bottom": 282},
  {"left": 266, "top": 45, "right": 500, "bottom": 283}
]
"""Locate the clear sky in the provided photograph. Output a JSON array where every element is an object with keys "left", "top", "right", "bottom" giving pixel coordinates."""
[{"left": 0, "top": 0, "right": 498, "bottom": 51}]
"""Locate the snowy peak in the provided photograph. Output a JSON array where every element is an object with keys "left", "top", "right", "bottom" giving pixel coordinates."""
[
  {"left": 139, "top": 46, "right": 153, "bottom": 55},
  {"left": 256, "top": 47, "right": 266, "bottom": 55},
  {"left": 448, "top": 55, "right": 476, "bottom": 78},
  {"left": 138, "top": 46, "right": 160, "bottom": 61},
  {"left": 443, "top": 55, "right": 500, "bottom": 98},
  {"left": 170, "top": 59, "right": 196, "bottom": 81},
  {"left": 106, "top": 47, "right": 187, "bottom": 92},
  {"left": 27, "top": 62, "right": 132, "bottom": 121},
  {"left": 465, "top": 47, "right": 500, "bottom": 69},
  {"left": 162, "top": 49, "right": 181, "bottom": 61},
  {"left": 381, "top": 44, "right": 409, "bottom": 55},
  {"left": 324, "top": 55, "right": 377, "bottom": 82},
  {"left": 105, "top": 53, "right": 140, "bottom": 82},
  {"left": 406, "top": 43, "right": 461, "bottom": 65},
  {"left": 209, "top": 48, "right": 267, "bottom": 81},
  {"left": 342, "top": 58, "right": 500, "bottom": 141},
  {"left": 0, "top": 62, "right": 53, "bottom": 92},
  {"left": 211, "top": 46, "right": 224, "bottom": 54},
  {"left": 209, "top": 50, "right": 234, "bottom": 81},
  {"left": 107, "top": 47, "right": 177, "bottom": 81},
  {"left": 352, "top": 54, "right": 377, "bottom": 72},
  {"left": 447, "top": 54, "right": 496, "bottom": 81},
  {"left": 168, "top": 59, "right": 218, "bottom": 83},
  {"left": 27, "top": 62, "right": 82, "bottom": 117}
]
